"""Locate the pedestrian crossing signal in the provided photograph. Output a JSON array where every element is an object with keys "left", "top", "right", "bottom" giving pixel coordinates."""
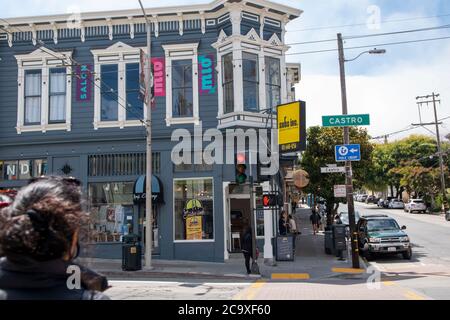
[{"left": 262, "top": 194, "right": 278, "bottom": 207}]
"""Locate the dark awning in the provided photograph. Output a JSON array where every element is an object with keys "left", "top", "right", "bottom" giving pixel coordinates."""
[{"left": 133, "top": 175, "right": 164, "bottom": 204}]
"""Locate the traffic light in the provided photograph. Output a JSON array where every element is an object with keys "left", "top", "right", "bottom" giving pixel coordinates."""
[
  {"left": 235, "top": 152, "right": 247, "bottom": 184},
  {"left": 262, "top": 194, "right": 280, "bottom": 207}
]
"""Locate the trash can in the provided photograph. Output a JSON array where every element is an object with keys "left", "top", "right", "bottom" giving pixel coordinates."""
[
  {"left": 122, "top": 234, "right": 142, "bottom": 271},
  {"left": 332, "top": 224, "right": 347, "bottom": 259}
]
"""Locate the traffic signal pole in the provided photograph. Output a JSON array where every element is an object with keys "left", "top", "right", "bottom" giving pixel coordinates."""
[{"left": 337, "top": 33, "right": 360, "bottom": 269}]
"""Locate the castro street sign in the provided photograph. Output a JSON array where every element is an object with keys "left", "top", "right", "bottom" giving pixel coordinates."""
[{"left": 322, "top": 114, "right": 370, "bottom": 127}]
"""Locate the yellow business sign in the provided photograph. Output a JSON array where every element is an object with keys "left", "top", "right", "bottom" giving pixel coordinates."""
[{"left": 277, "top": 101, "right": 306, "bottom": 153}]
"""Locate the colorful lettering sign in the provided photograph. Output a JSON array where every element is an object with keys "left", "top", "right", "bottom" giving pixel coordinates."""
[
  {"left": 186, "top": 215, "right": 203, "bottom": 240},
  {"left": 277, "top": 101, "right": 307, "bottom": 153},
  {"left": 76, "top": 64, "right": 92, "bottom": 102},
  {"left": 152, "top": 57, "right": 165, "bottom": 97},
  {"left": 198, "top": 54, "right": 216, "bottom": 95}
]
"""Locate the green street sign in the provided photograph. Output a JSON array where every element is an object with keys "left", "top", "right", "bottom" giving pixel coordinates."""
[{"left": 322, "top": 114, "right": 370, "bottom": 127}]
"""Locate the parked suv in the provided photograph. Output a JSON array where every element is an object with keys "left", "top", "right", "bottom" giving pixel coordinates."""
[
  {"left": 357, "top": 215, "right": 412, "bottom": 260},
  {"left": 404, "top": 199, "right": 427, "bottom": 213}
]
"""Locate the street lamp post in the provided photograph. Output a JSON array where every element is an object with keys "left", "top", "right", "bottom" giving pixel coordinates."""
[{"left": 337, "top": 33, "right": 385, "bottom": 269}]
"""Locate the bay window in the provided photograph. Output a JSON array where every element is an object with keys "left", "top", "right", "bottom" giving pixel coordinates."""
[
  {"left": 222, "top": 53, "right": 234, "bottom": 114},
  {"left": 242, "top": 52, "right": 259, "bottom": 112},
  {"left": 24, "top": 70, "right": 42, "bottom": 125},
  {"left": 265, "top": 56, "right": 281, "bottom": 111},
  {"left": 49, "top": 68, "right": 67, "bottom": 123}
]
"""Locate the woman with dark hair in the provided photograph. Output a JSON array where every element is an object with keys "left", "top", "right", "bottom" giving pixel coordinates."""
[
  {"left": 0, "top": 176, "right": 109, "bottom": 300},
  {"left": 241, "top": 227, "right": 253, "bottom": 275}
]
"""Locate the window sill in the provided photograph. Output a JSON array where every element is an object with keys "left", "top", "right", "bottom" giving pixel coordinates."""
[
  {"left": 16, "top": 123, "right": 71, "bottom": 134},
  {"left": 94, "top": 120, "right": 144, "bottom": 129},
  {"left": 166, "top": 117, "right": 200, "bottom": 126},
  {"left": 217, "top": 111, "right": 276, "bottom": 129}
]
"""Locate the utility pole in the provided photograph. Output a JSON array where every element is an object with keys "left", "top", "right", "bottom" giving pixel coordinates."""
[
  {"left": 138, "top": 0, "right": 153, "bottom": 270},
  {"left": 414, "top": 93, "right": 448, "bottom": 214},
  {"left": 337, "top": 33, "right": 360, "bottom": 269}
]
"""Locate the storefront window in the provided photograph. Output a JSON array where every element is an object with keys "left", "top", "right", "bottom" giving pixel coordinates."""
[
  {"left": 88, "top": 182, "right": 134, "bottom": 243},
  {"left": 0, "top": 159, "right": 47, "bottom": 181},
  {"left": 174, "top": 178, "right": 214, "bottom": 241}
]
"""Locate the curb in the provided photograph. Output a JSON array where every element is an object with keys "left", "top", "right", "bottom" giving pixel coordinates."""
[{"left": 99, "top": 270, "right": 261, "bottom": 280}]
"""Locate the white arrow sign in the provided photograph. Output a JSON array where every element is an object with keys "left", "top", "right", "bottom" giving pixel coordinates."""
[
  {"left": 350, "top": 148, "right": 358, "bottom": 153},
  {"left": 321, "top": 167, "right": 346, "bottom": 173}
]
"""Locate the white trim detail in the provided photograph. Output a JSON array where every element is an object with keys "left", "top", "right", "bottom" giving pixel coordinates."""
[
  {"left": 246, "top": 28, "right": 260, "bottom": 42},
  {"left": 14, "top": 47, "right": 73, "bottom": 134},
  {"left": 128, "top": 17, "right": 135, "bottom": 39},
  {"left": 200, "top": 11, "right": 206, "bottom": 34},
  {"left": 177, "top": 13, "right": 184, "bottom": 36},
  {"left": 91, "top": 42, "right": 146, "bottom": 129},
  {"left": 51, "top": 22, "right": 58, "bottom": 44},
  {"left": 162, "top": 42, "right": 199, "bottom": 127},
  {"left": 106, "top": 18, "right": 113, "bottom": 40},
  {"left": 152, "top": 15, "right": 159, "bottom": 38},
  {"left": 29, "top": 23, "right": 37, "bottom": 46},
  {"left": 242, "top": 12, "right": 259, "bottom": 22}
]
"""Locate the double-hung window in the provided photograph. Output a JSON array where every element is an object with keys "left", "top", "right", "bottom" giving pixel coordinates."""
[
  {"left": 92, "top": 42, "right": 145, "bottom": 129},
  {"left": 222, "top": 53, "right": 234, "bottom": 114},
  {"left": 242, "top": 52, "right": 259, "bottom": 112},
  {"left": 15, "top": 48, "right": 72, "bottom": 133},
  {"left": 265, "top": 57, "right": 281, "bottom": 111},
  {"left": 100, "top": 64, "right": 119, "bottom": 121},
  {"left": 24, "top": 70, "right": 42, "bottom": 125},
  {"left": 49, "top": 68, "right": 67, "bottom": 123},
  {"left": 163, "top": 43, "right": 199, "bottom": 126}
]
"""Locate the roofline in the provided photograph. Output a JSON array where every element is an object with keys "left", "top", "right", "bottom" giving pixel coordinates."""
[{"left": 0, "top": 0, "right": 302, "bottom": 26}]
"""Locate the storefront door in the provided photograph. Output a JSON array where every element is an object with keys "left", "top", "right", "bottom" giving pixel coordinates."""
[{"left": 139, "top": 204, "right": 160, "bottom": 255}]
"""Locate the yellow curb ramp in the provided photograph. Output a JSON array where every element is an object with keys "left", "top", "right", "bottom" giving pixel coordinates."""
[
  {"left": 271, "top": 273, "right": 310, "bottom": 280},
  {"left": 331, "top": 267, "right": 365, "bottom": 274}
]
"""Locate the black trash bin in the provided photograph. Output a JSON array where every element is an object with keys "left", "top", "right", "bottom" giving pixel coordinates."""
[
  {"left": 122, "top": 234, "right": 142, "bottom": 271},
  {"left": 324, "top": 229, "right": 334, "bottom": 255}
]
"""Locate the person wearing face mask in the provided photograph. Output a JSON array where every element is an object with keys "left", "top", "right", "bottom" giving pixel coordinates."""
[{"left": 0, "top": 176, "right": 109, "bottom": 300}]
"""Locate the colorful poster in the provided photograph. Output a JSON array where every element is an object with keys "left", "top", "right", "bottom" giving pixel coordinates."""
[
  {"left": 152, "top": 57, "right": 165, "bottom": 97},
  {"left": 76, "top": 64, "right": 93, "bottom": 102},
  {"left": 186, "top": 215, "right": 203, "bottom": 240},
  {"left": 198, "top": 54, "right": 216, "bottom": 95}
]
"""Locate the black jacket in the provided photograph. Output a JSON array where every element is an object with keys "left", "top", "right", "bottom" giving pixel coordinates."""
[
  {"left": 279, "top": 218, "right": 289, "bottom": 235},
  {"left": 242, "top": 231, "right": 253, "bottom": 256},
  {"left": 0, "top": 256, "right": 110, "bottom": 300}
]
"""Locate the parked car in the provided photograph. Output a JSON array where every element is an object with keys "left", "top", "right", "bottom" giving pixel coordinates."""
[
  {"left": 446, "top": 211, "right": 450, "bottom": 221},
  {"left": 357, "top": 194, "right": 368, "bottom": 202},
  {"left": 357, "top": 215, "right": 412, "bottom": 260},
  {"left": 0, "top": 194, "right": 12, "bottom": 210},
  {"left": 388, "top": 199, "right": 405, "bottom": 209},
  {"left": 365, "top": 195, "right": 378, "bottom": 204},
  {"left": 377, "top": 198, "right": 385, "bottom": 207},
  {"left": 404, "top": 199, "right": 427, "bottom": 213}
]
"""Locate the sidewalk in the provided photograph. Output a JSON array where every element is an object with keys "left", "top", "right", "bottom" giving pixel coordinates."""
[{"left": 78, "top": 207, "right": 365, "bottom": 281}]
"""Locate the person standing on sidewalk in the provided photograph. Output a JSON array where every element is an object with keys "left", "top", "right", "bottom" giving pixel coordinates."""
[
  {"left": 241, "top": 227, "right": 253, "bottom": 275},
  {"left": 310, "top": 209, "right": 321, "bottom": 235},
  {"left": 278, "top": 210, "right": 290, "bottom": 236},
  {"left": 0, "top": 176, "right": 110, "bottom": 300}
]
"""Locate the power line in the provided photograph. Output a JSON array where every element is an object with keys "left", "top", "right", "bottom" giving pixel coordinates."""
[
  {"left": 345, "top": 24, "right": 450, "bottom": 40},
  {"left": 289, "top": 12, "right": 450, "bottom": 33}
]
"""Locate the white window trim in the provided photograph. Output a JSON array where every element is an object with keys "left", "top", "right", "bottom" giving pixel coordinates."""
[
  {"left": 162, "top": 43, "right": 199, "bottom": 127},
  {"left": 214, "top": 29, "right": 286, "bottom": 120},
  {"left": 15, "top": 48, "right": 72, "bottom": 134},
  {"left": 173, "top": 177, "right": 215, "bottom": 243},
  {"left": 91, "top": 42, "right": 147, "bottom": 130}
]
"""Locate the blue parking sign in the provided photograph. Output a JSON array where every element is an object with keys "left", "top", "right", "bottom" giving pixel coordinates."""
[{"left": 335, "top": 144, "right": 361, "bottom": 162}]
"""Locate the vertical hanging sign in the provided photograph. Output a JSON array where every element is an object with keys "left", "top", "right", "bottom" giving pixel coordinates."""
[
  {"left": 198, "top": 54, "right": 216, "bottom": 95},
  {"left": 151, "top": 57, "right": 165, "bottom": 97},
  {"left": 139, "top": 49, "right": 149, "bottom": 106},
  {"left": 76, "top": 64, "right": 92, "bottom": 102}
]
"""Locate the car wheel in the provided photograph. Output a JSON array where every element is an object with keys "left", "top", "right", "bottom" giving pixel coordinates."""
[{"left": 402, "top": 248, "right": 412, "bottom": 260}]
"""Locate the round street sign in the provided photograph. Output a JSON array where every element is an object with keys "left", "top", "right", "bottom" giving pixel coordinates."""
[
  {"left": 293, "top": 169, "right": 310, "bottom": 189},
  {"left": 338, "top": 146, "right": 348, "bottom": 156}
]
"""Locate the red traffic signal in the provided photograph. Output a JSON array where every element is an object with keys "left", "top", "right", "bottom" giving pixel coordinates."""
[
  {"left": 262, "top": 194, "right": 279, "bottom": 207},
  {"left": 236, "top": 153, "right": 246, "bottom": 164}
]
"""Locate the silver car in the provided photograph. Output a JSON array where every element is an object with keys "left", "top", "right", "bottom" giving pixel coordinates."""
[
  {"left": 404, "top": 199, "right": 427, "bottom": 213},
  {"left": 388, "top": 199, "right": 404, "bottom": 209}
]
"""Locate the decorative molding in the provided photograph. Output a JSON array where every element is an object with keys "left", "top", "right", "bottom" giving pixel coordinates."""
[
  {"left": 267, "top": 33, "right": 282, "bottom": 46},
  {"left": 152, "top": 15, "right": 159, "bottom": 38},
  {"left": 80, "top": 21, "right": 86, "bottom": 43},
  {"left": 51, "top": 22, "right": 58, "bottom": 44},
  {"left": 128, "top": 17, "right": 135, "bottom": 39},
  {"left": 177, "top": 13, "right": 184, "bottom": 36},
  {"left": 200, "top": 11, "right": 206, "bottom": 34},
  {"left": 218, "top": 29, "right": 228, "bottom": 43},
  {"left": 246, "top": 28, "right": 260, "bottom": 42},
  {"left": 29, "top": 23, "right": 37, "bottom": 46},
  {"left": 106, "top": 18, "right": 113, "bottom": 40}
]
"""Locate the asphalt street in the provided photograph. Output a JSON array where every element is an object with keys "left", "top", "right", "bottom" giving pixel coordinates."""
[{"left": 354, "top": 202, "right": 450, "bottom": 300}]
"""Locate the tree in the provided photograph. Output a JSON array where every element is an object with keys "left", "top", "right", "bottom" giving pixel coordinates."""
[{"left": 300, "top": 126, "right": 373, "bottom": 226}]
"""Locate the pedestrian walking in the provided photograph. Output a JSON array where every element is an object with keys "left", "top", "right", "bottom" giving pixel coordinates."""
[
  {"left": 291, "top": 200, "right": 297, "bottom": 214},
  {"left": 0, "top": 176, "right": 110, "bottom": 300},
  {"left": 241, "top": 227, "right": 253, "bottom": 275},
  {"left": 310, "top": 209, "right": 321, "bottom": 235},
  {"left": 278, "top": 210, "right": 290, "bottom": 236}
]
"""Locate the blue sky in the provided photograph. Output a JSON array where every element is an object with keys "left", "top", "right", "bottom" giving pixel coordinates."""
[{"left": 1, "top": 0, "right": 450, "bottom": 140}]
